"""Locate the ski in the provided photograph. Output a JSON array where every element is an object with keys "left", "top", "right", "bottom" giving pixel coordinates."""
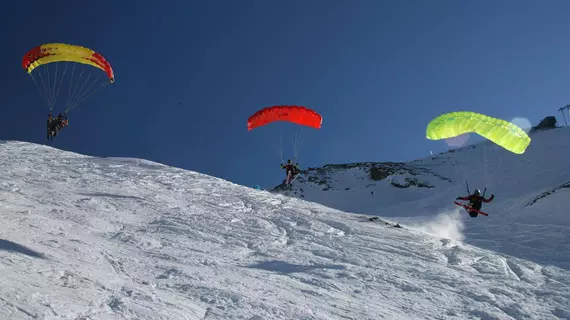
[
  {"left": 453, "top": 201, "right": 489, "bottom": 216},
  {"left": 282, "top": 173, "right": 300, "bottom": 186},
  {"left": 290, "top": 173, "right": 301, "bottom": 184}
]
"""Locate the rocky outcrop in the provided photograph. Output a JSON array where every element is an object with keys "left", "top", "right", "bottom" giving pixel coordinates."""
[
  {"left": 271, "top": 161, "right": 451, "bottom": 198},
  {"left": 525, "top": 181, "right": 570, "bottom": 207},
  {"left": 530, "top": 116, "right": 558, "bottom": 133}
]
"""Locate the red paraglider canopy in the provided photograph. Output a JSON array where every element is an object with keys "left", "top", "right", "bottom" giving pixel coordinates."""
[{"left": 247, "top": 105, "right": 322, "bottom": 131}]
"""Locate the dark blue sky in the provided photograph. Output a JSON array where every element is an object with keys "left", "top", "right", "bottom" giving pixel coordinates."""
[{"left": 2, "top": 0, "right": 569, "bottom": 188}]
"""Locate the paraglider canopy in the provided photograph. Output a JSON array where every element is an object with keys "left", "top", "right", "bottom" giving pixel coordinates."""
[
  {"left": 426, "top": 111, "right": 531, "bottom": 154},
  {"left": 247, "top": 105, "right": 323, "bottom": 131},
  {"left": 23, "top": 43, "right": 114, "bottom": 82}
]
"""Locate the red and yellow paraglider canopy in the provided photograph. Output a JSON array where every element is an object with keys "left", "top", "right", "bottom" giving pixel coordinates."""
[
  {"left": 23, "top": 43, "right": 114, "bottom": 82},
  {"left": 22, "top": 43, "right": 114, "bottom": 114}
]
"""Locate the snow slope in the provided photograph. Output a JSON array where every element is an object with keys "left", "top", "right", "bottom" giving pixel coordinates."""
[
  {"left": 0, "top": 141, "right": 569, "bottom": 319},
  {"left": 273, "top": 126, "right": 570, "bottom": 271}
]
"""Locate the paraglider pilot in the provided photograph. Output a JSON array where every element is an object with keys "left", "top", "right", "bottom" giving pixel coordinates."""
[
  {"left": 47, "top": 112, "right": 69, "bottom": 140},
  {"left": 281, "top": 159, "right": 300, "bottom": 184},
  {"left": 456, "top": 189, "right": 494, "bottom": 217}
]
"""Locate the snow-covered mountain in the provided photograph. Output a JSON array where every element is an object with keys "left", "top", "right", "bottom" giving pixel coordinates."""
[
  {"left": 1, "top": 140, "right": 569, "bottom": 319},
  {"left": 272, "top": 124, "right": 570, "bottom": 271}
]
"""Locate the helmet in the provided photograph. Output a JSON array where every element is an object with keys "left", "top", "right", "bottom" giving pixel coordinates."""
[{"left": 474, "top": 189, "right": 481, "bottom": 195}]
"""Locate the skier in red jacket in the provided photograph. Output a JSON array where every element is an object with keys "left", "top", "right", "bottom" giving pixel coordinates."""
[{"left": 456, "top": 189, "right": 495, "bottom": 217}]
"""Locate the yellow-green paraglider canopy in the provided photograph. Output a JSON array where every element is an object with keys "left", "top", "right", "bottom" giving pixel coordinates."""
[{"left": 426, "top": 111, "right": 531, "bottom": 154}]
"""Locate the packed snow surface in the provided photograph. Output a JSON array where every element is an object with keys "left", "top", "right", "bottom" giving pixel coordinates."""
[{"left": 0, "top": 141, "right": 569, "bottom": 319}]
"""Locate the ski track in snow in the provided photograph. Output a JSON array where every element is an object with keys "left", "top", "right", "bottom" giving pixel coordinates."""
[{"left": 0, "top": 141, "right": 568, "bottom": 319}]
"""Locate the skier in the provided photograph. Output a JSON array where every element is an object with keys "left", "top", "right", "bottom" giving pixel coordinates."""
[
  {"left": 456, "top": 189, "right": 494, "bottom": 217},
  {"left": 47, "top": 112, "right": 69, "bottom": 140},
  {"left": 47, "top": 113, "right": 63, "bottom": 140},
  {"left": 280, "top": 160, "right": 296, "bottom": 184}
]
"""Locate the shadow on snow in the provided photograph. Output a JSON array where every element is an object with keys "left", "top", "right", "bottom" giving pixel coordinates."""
[
  {"left": 0, "top": 239, "right": 46, "bottom": 259},
  {"left": 246, "top": 260, "right": 345, "bottom": 274}
]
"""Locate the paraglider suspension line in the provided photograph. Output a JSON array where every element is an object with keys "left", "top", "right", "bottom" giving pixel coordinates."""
[
  {"left": 483, "top": 141, "right": 488, "bottom": 194},
  {"left": 270, "top": 126, "right": 305, "bottom": 164},
  {"left": 67, "top": 75, "right": 105, "bottom": 113},
  {"left": 31, "top": 62, "right": 72, "bottom": 113},
  {"left": 271, "top": 128, "right": 284, "bottom": 163},
  {"left": 29, "top": 61, "right": 111, "bottom": 115},
  {"left": 31, "top": 75, "right": 51, "bottom": 111},
  {"left": 293, "top": 127, "right": 304, "bottom": 162}
]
